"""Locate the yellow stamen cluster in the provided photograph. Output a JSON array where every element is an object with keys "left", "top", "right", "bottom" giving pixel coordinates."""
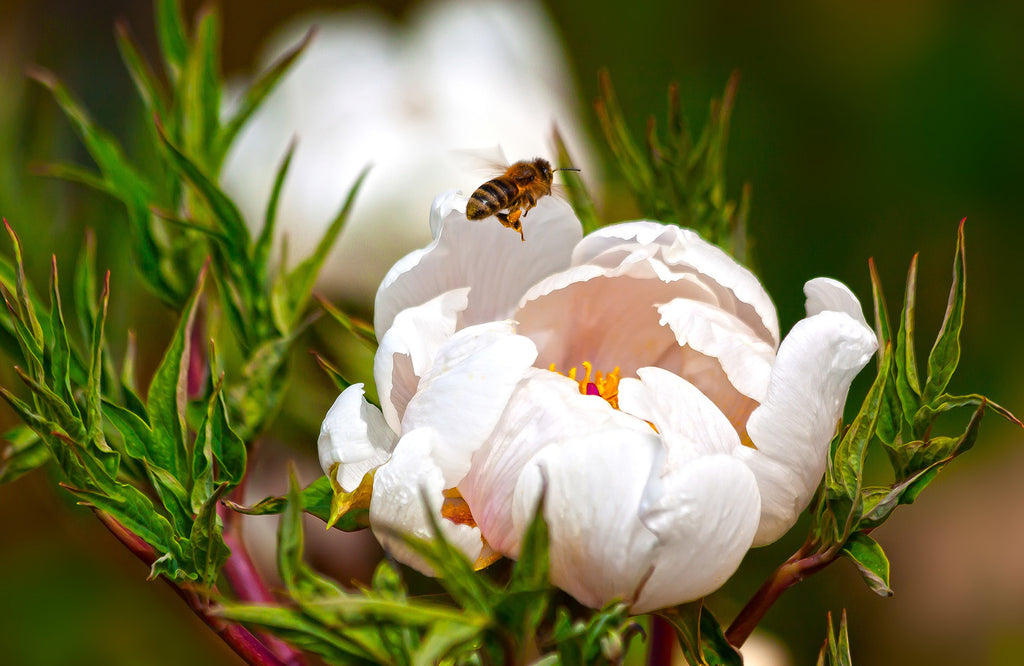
[{"left": 549, "top": 361, "right": 621, "bottom": 409}]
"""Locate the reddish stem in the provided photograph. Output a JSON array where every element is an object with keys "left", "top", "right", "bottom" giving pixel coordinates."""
[
  {"left": 94, "top": 510, "right": 287, "bottom": 666},
  {"left": 647, "top": 615, "right": 676, "bottom": 666},
  {"left": 725, "top": 541, "right": 837, "bottom": 648}
]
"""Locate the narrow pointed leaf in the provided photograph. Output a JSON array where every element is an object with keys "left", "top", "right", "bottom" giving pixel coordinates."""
[
  {"left": 0, "top": 425, "right": 48, "bottom": 484},
  {"left": 552, "top": 125, "right": 601, "bottom": 234},
  {"left": 254, "top": 138, "right": 297, "bottom": 278},
  {"left": 115, "top": 20, "right": 169, "bottom": 119},
  {"left": 895, "top": 254, "right": 922, "bottom": 425},
  {"left": 923, "top": 221, "right": 966, "bottom": 402},
  {"left": 155, "top": 0, "right": 189, "bottom": 78}
]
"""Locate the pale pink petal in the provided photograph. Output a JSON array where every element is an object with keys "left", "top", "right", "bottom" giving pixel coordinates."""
[
  {"left": 512, "top": 432, "right": 662, "bottom": 609},
  {"left": 617, "top": 367, "right": 740, "bottom": 467},
  {"left": 370, "top": 427, "right": 483, "bottom": 575},
  {"left": 373, "top": 194, "right": 582, "bottom": 336},
  {"left": 633, "top": 454, "right": 760, "bottom": 612},
  {"left": 657, "top": 298, "right": 775, "bottom": 402},
  {"left": 459, "top": 368, "right": 645, "bottom": 555},
  {"left": 515, "top": 267, "right": 716, "bottom": 375},
  {"left": 374, "top": 288, "right": 469, "bottom": 431},
  {"left": 737, "top": 310, "right": 877, "bottom": 546},
  {"left": 401, "top": 321, "right": 538, "bottom": 488},
  {"left": 573, "top": 222, "right": 779, "bottom": 346},
  {"left": 318, "top": 384, "right": 399, "bottom": 492}
]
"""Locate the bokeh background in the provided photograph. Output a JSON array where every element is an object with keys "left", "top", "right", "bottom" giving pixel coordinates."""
[{"left": 2, "top": 1, "right": 1023, "bottom": 664}]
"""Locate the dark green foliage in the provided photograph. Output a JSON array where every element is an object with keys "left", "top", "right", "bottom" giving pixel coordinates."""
[
  {"left": 595, "top": 71, "right": 751, "bottom": 260},
  {"left": 816, "top": 611, "right": 853, "bottom": 666},
  {"left": 659, "top": 602, "right": 742, "bottom": 666}
]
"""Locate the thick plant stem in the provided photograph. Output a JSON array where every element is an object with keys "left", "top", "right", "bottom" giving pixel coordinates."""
[
  {"left": 725, "top": 541, "right": 837, "bottom": 648},
  {"left": 94, "top": 510, "right": 288, "bottom": 666},
  {"left": 647, "top": 616, "right": 676, "bottom": 666}
]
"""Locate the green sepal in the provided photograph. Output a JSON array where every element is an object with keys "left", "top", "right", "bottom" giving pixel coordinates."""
[
  {"left": 223, "top": 473, "right": 369, "bottom": 531},
  {"left": 658, "top": 601, "right": 743, "bottom": 666},
  {"left": 840, "top": 532, "right": 892, "bottom": 597},
  {"left": 922, "top": 220, "right": 966, "bottom": 403},
  {"left": 816, "top": 610, "right": 853, "bottom": 666}
]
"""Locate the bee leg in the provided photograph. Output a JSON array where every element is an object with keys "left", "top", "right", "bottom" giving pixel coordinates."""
[
  {"left": 521, "top": 193, "right": 537, "bottom": 217},
  {"left": 504, "top": 207, "right": 526, "bottom": 241}
]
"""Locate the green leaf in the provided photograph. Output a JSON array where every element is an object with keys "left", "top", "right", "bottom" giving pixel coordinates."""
[
  {"left": 188, "top": 482, "right": 230, "bottom": 588},
  {"left": 315, "top": 295, "right": 377, "bottom": 349},
  {"left": 0, "top": 425, "right": 48, "bottom": 484},
  {"left": 47, "top": 256, "right": 81, "bottom": 422},
  {"left": 84, "top": 271, "right": 110, "bottom": 449},
  {"left": 155, "top": 0, "right": 190, "bottom": 79},
  {"left": 658, "top": 601, "right": 742, "bottom": 666},
  {"left": 923, "top": 221, "right": 966, "bottom": 403},
  {"left": 816, "top": 610, "right": 852, "bottom": 666},
  {"left": 64, "top": 480, "right": 179, "bottom": 558},
  {"left": 840, "top": 532, "right": 892, "bottom": 596},
  {"left": 254, "top": 138, "right": 297, "bottom": 281},
  {"left": 312, "top": 351, "right": 355, "bottom": 393},
  {"left": 894, "top": 254, "right": 922, "bottom": 425},
  {"left": 147, "top": 267, "right": 205, "bottom": 480},
  {"left": 279, "top": 468, "right": 347, "bottom": 600},
  {"left": 496, "top": 489, "right": 551, "bottom": 642},
  {"left": 215, "top": 603, "right": 381, "bottom": 665},
  {"left": 552, "top": 125, "right": 601, "bottom": 234},
  {"left": 190, "top": 379, "right": 246, "bottom": 512},
  {"left": 214, "top": 28, "right": 315, "bottom": 169},
  {"left": 115, "top": 20, "right": 170, "bottom": 120},
  {"left": 180, "top": 7, "right": 221, "bottom": 163},
  {"left": 275, "top": 166, "right": 369, "bottom": 332},
  {"left": 4, "top": 221, "right": 44, "bottom": 359},
  {"left": 413, "top": 622, "right": 482, "bottom": 666}
]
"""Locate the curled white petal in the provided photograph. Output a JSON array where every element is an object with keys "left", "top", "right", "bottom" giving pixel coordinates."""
[
  {"left": 633, "top": 454, "right": 760, "bottom": 613},
  {"left": 374, "top": 288, "right": 469, "bottom": 431},
  {"left": 370, "top": 427, "right": 483, "bottom": 575},
  {"left": 318, "top": 384, "right": 398, "bottom": 492},
  {"left": 512, "top": 432, "right": 661, "bottom": 609},
  {"left": 401, "top": 321, "right": 538, "bottom": 488},
  {"left": 804, "top": 277, "right": 869, "bottom": 327},
  {"left": 738, "top": 309, "right": 877, "bottom": 545}
]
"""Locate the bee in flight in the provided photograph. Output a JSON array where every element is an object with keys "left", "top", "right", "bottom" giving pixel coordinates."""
[{"left": 465, "top": 157, "right": 579, "bottom": 241}]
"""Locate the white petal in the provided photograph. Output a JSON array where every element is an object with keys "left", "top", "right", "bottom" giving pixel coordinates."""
[
  {"left": 618, "top": 367, "right": 740, "bottom": 468},
  {"left": 318, "top": 384, "right": 399, "bottom": 492},
  {"left": 633, "top": 454, "right": 760, "bottom": 613},
  {"left": 737, "top": 310, "right": 877, "bottom": 546},
  {"left": 573, "top": 222, "right": 780, "bottom": 346},
  {"left": 459, "top": 368, "right": 645, "bottom": 556},
  {"left": 370, "top": 427, "right": 483, "bottom": 575},
  {"left": 373, "top": 196, "right": 582, "bottom": 336},
  {"left": 512, "top": 432, "right": 662, "bottom": 609},
  {"left": 401, "top": 322, "right": 538, "bottom": 488},
  {"left": 374, "top": 288, "right": 469, "bottom": 431},
  {"left": 657, "top": 298, "right": 775, "bottom": 402},
  {"left": 804, "top": 277, "right": 869, "bottom": 327}
]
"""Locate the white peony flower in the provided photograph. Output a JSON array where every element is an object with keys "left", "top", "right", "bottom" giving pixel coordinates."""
[
  {"left": 318, "top": 192, "right": 877, "bottom": 612},
  {"left": 221, "top": 0, "right": 597, "bottom": 305}
]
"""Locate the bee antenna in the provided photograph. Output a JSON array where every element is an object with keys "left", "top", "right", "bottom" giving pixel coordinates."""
[{"left": 554, "top": 167, "right": 581, "bottom": 172}]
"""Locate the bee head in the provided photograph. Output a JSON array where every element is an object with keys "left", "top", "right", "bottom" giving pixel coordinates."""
[{"left": 533, "top": 158, "right": 555, "bottom": 183}]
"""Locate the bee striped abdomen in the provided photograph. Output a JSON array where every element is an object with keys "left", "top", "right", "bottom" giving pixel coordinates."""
[{"left": 466, "top": 178, "right": 517, "bottom": 220}]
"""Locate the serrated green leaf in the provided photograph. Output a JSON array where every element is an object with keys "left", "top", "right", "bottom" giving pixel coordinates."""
[
  {"left": 155, "top": 0, "right": 189, "bottom": 79},
  {"left": 840, "top": 532, "right": 892, "bottom": 596},
  {"left": 276, "top": 167, "right": 369, "bottom": 332},
  {"left": 147, "top": 267, "right": 205, "bottom": 480},
  {"left": 0, "top": 425, "right": 48, "bottom": 484},
  {"left": 895, "top": 254, "right": 922, "bottom": 425},
  {"left": 214, "top": 29, "right": 315, "bottom": 169},
  {"left": 64, "top": 480, "right": 179, "bottom": 557},
  {"left": 923, "top": 221, "right": 966, "bottom": 403}
]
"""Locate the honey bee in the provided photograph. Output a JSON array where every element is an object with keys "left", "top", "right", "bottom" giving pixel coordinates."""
[{"left": 465, "top": 157, "right": 578, "bottom": 241}]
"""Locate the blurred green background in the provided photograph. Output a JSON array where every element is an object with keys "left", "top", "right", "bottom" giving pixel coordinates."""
[{"left": 2, "top": 1, "right": 1023, "bottom": 664}]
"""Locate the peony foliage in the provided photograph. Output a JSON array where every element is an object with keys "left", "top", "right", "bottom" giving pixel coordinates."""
[{"left": 1, "top": 1, "right": 1019, "bottom": 664}]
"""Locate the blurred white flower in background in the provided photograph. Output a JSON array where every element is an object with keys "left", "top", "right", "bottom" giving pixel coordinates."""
[{"left": 221, "top": 0, "right": 598, "bottom": 306}]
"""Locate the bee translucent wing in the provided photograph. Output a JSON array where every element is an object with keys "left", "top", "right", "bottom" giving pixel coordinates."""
[{"left": 450, "top": 145, "right": 510, "bottom": 176}]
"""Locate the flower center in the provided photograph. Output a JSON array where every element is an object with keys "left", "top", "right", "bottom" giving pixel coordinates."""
[{"left": 549, "top": 361, "right": 621, "bottom": 409}]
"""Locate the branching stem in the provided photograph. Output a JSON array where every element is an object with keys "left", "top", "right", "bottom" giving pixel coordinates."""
[{"left": 725, "top": 540, "right": 838, "bottom": 648}]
